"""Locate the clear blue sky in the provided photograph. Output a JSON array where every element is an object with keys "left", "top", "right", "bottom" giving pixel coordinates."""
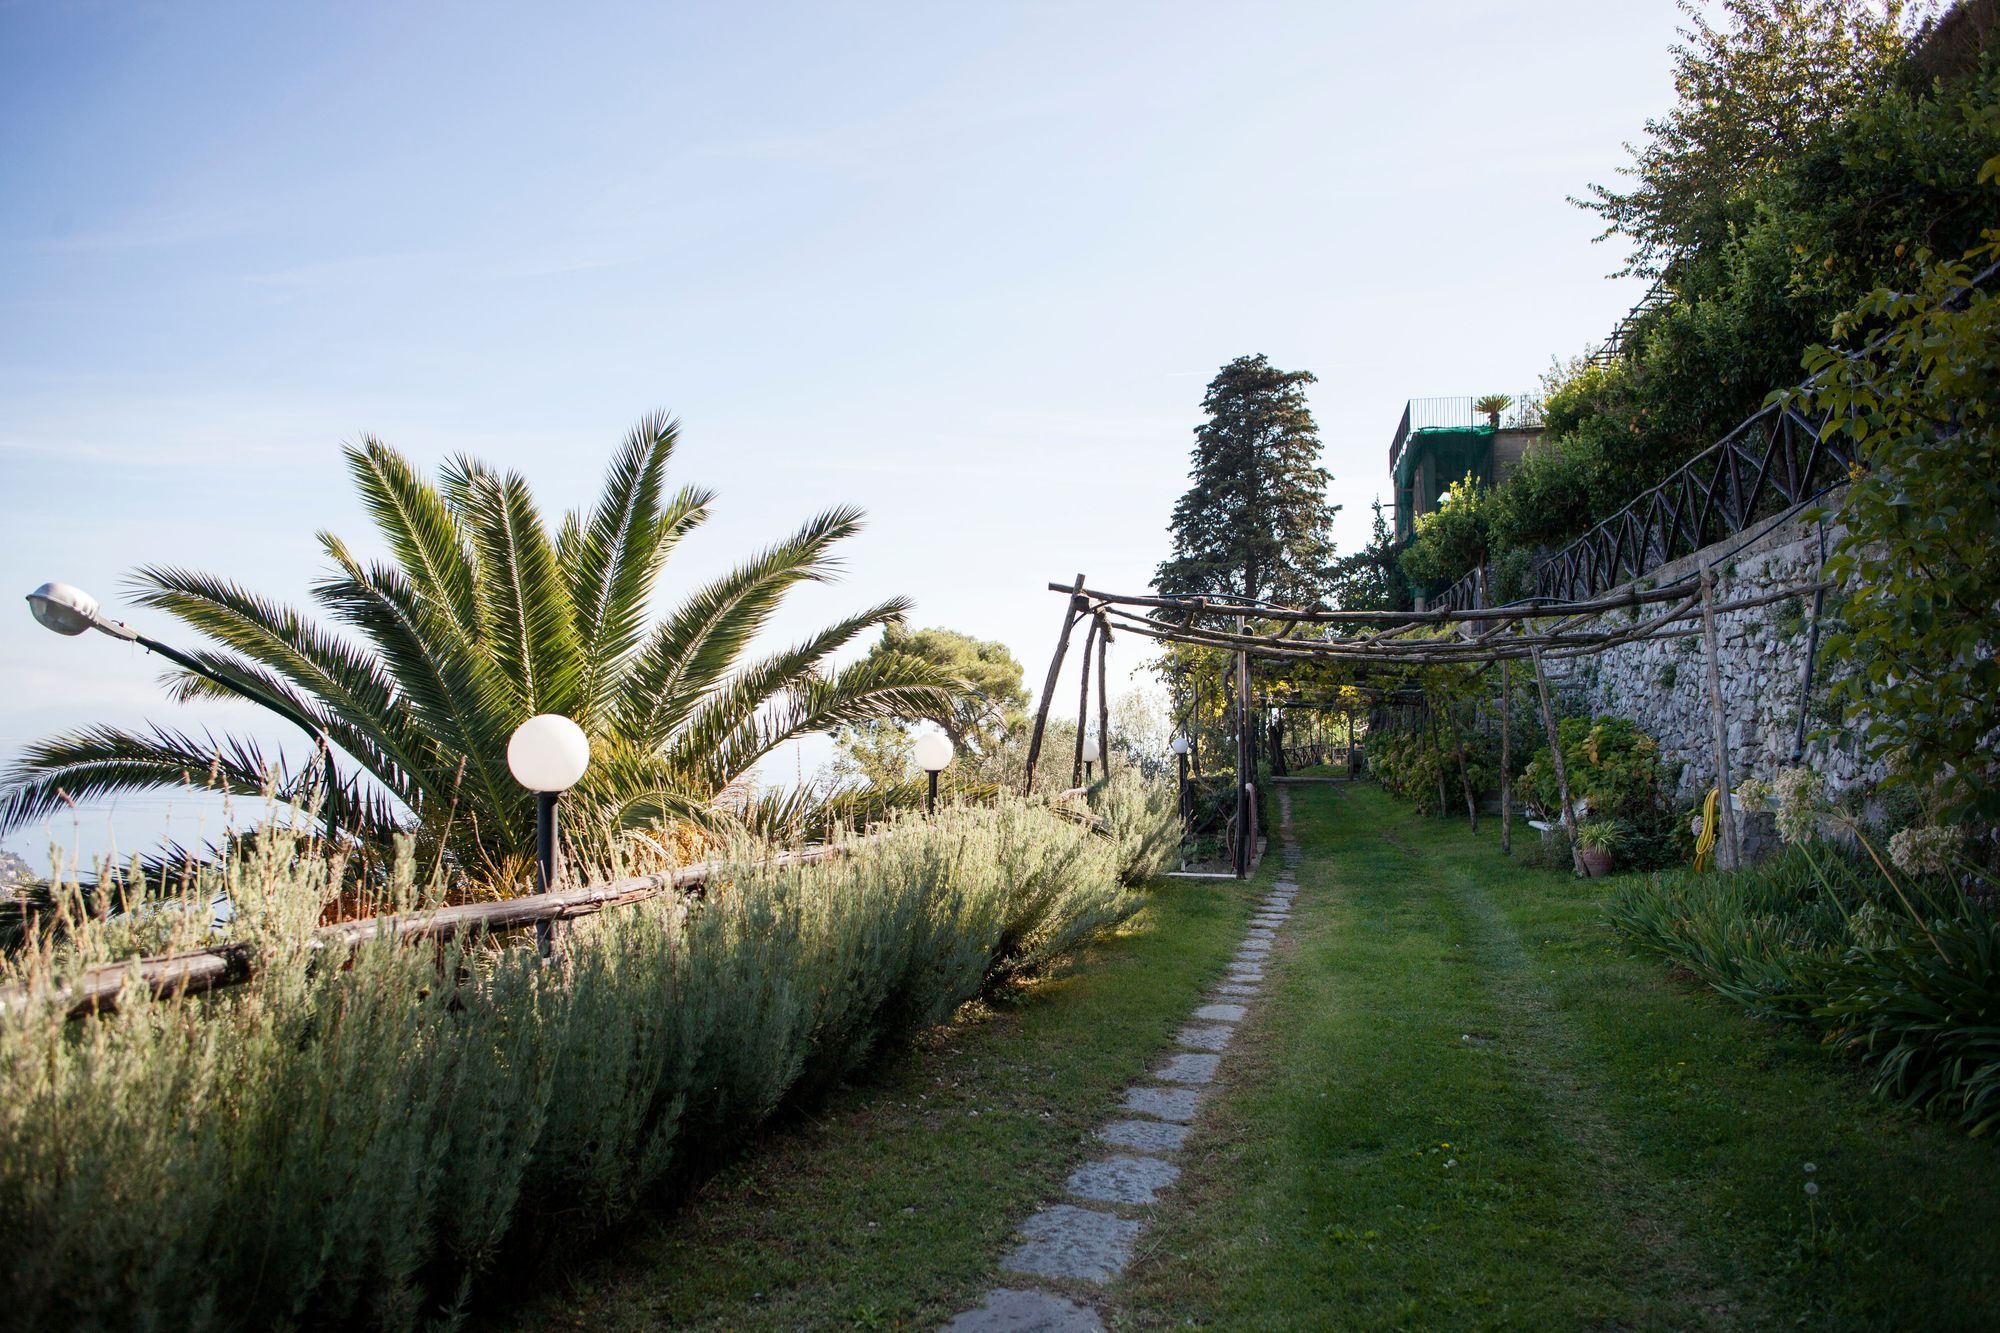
[{"left": 0, "top": 0, "right": 1683, "bottom": 869}]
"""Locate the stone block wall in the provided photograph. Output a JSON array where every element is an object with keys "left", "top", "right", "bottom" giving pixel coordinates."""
[{"left": 1546, "top": 503, "right": 1880, "bottom": 805}]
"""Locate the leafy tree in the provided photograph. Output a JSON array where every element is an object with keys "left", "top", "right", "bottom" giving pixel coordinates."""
[
  {"left": 1577, "top": 0, "right": 1918, "bottom": 276},
  {"left": 1398, "top": 476, "right": 1498, "bottom": 593},
  {"left": 831, "top": 626, "right": 1027, "bottom": 785},
  {"left": 0, "top": 417, "right": 959, "bottom": 883},
  {"left": 1156, "top": 354, "right": 1338, "bottom": 607},
  {"left": 1792, "top": 223, "right": 2000, "bottom": 822},
  {"left": 1326, "top": 498, "right": 1411, "bottom": 613}
]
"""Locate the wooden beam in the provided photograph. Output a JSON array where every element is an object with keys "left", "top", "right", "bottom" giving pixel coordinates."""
[
  {"left": 1024, "top": 573, "right": 1086, "bottom": 794},
  {"left": 1529, "top": 646, "right": 1586, "bottom": 877},
  {"left": 1073, "top": 614, "right": 1099, "bottom": 788}
]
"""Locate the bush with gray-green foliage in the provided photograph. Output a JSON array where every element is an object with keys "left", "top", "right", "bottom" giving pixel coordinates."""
[{"left": 0, "top": 793, "right": 1162, "bottom": 1330}]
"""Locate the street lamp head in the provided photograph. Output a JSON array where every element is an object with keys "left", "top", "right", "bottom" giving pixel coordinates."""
[
  {"left": 1170, "top": 735, "right": 1190, "bottom": 756},
  {"left": 912, "top": 730, "right": 954, "bottom": 773},
  {"left": 1081, "top": 735, "right": 1101, "bottom": 764},
  {"left": 508, "top": 714, "right": 591, "bottom": 792},
  {"left": 27, "top": 581, "right": 101, "bottom": 636}
]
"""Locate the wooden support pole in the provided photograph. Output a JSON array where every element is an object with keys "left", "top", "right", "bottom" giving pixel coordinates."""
[
  {"left": 1073, "top": 614, "right": 1099, "bottom": 787},
  {"left": 1500, "top": 658, "right": 1513, "bottom": 855},
  {"left": 1530, "top": 645, "right": 1585, "bottom": 877},
  {"left": 1024, "top": 574, "right": 1086, "bottom": 793},
  {"left": 1235, "top": 637, "right": 1252, "bottom": 879},
  {"left": 1699, "top": 564, "right": 1740, "bottom": 870},
  {"left": 1097, "top": 615, "right": 1113, "bottom": 780},
  {"left": 1450, "top": 698, "right": 1478, "bottom": 832}
]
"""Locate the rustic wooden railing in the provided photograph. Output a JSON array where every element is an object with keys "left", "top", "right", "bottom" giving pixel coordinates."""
[
  {"left": 1, "top": 845, "right": 848, "bottom": 1021},
  {"left": 5, "top": 788, "right": 1108, "bottom": 1023},
  {"left": 1431, "top": 259, "right": 1998, "bottom": 613}
]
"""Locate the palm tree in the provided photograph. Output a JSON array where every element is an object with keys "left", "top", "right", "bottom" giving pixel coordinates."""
[
  {"left": 0, "top": 415, "right": 961, "bottom": 887},
  {"left": 1473, "top": 393, "right": 1513, "bottom": 428}
]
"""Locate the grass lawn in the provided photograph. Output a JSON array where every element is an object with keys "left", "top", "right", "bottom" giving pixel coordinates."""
[
  {"left": 1111, "top": 784, "right": 2000, "bottom": 1331},
  {"left": 476, "top": 863, "right": 1264, "bottom": 1331}
]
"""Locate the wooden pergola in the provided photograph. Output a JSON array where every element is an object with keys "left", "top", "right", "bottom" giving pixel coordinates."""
[{"left": 1026, "top": 565, "right": 1827, "bottom": 878}]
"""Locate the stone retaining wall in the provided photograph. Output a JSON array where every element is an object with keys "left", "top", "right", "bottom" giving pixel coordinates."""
[{"left": 1548, "top": 500, "right": 1880, "bottom": 805}]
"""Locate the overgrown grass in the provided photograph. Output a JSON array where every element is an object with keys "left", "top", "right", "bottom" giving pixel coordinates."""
[
  {"left": 1114, "top": 786, "right": 2000, "bottom": 1330},
  {"left": 0, "top": 784, "right": 1177, "bottom": 1331}
]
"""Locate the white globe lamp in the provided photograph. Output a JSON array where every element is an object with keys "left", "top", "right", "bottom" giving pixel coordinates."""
[
  {"left": 507, "top": 713, "right": 591, "bottom": 956},
  {"left": 913, "top": 729, "right": 954, "bottom": 814},
  {"left": 507, "top": 714, "right": 591, "bottom": 792}
]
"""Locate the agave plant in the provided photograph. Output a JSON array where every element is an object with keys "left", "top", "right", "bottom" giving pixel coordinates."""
[{"left": 0, "top": 415, "right": 961, "bottom": 887}]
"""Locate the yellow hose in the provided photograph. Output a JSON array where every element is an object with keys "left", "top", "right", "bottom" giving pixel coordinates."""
[{"left": 1692, "top": 786, "right": 1719, "bottom": 871}]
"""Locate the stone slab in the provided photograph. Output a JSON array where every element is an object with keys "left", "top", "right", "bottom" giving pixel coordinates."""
[
  {"left": 1122, "top": 1085, "right": 1201, "bottom": 1122},
  {"left": 944, "top": 1288, "right": 1105, "bottom": 1332},
  {"left": 1067, "top": 1153, "right": 1180, "bottom": 1204},
  {"left": 1215, "top": 983, "right": 1260, "bottom": 996},
  {"left": 1228, "top": 967, "right": 1265, "bottom": 983},
  {"left": 1097, "top": 1118, "right": 1190, "bottom": 1153},
  {"left": 1194, "top": 1002, "right": 1247, "bottom": 1023},
  {"left": 1000, "top": 1206, "right": 1143, "bottom": 1283},
  {"left": 1236, "top": 943, "right": 1272, "bottom": 958},
  {"left": 1155, "top": 1052, "right": 1221, "bottom": 1084},
  {"left": 1176, "top": 1023, "right": 1234, "bottom": 1051}
]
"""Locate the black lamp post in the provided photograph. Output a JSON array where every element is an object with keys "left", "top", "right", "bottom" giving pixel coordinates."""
[
  {"left": 507, "top": 714, "right": 591, "bottom": 957},
  {"left": 26, "top": 580, "right": 345, "bottom": 839},
  {"left": 913, "top": 730, "right": 954, "bottom": 814}
]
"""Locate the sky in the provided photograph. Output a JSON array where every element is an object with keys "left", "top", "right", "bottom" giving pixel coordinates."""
[{"left": 0, "top": 0, "right": 1684, "bottom": 870}]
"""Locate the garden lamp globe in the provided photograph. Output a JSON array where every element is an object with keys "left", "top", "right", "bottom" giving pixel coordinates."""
[
  {"left": 508, "top": 713, "right": 591, "bottom": 958},
  {"left": 507, "top": 714, "right": 591, "bottom": 792},
  {"left": 913, "top": 729, "right": 953, "bottom": 814},
  {"left": 1081, "top": 734, "right": 1100, "bottom": 781},
  {"left": 1170, "top": 736, "right": 1189, "bottom": 756}
]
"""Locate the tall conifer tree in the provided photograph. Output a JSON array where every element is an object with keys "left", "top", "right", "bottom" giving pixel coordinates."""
[{"left": 1156, "top": 354, "right": 1337, "bottom": 606}]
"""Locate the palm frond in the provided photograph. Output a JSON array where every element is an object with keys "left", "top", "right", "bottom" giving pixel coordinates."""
[
  {"left": 458, "top": 467, "right": 584, "bottom": 716},
  {"left": 0, "top": 725, "right": 281, "bottom": 835},
  {"left": 131, "top": 565, "right": 433, "bottom": 796},
  {"left": 563, "top": 414, "right": 716, "bottom": 722},
  {"left": 661, "top": 597, "right": 921, "bottom": 777},
  {"left": 615, "top": 505, "right": 866, "bottom": 745},
  {"left": 312, "top": 541, "right": 524, "bottom": 848},
  {"left": 156, "top": 647, "right": 423, "bottom": 816},
  {"left": 676, "top": 653, "right": 962, "bottom": 796},
  {"left": 343, "top": 438, "right": 480, "bottom": 638}
]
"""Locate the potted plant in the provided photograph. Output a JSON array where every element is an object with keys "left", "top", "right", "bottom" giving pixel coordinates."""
[{"left": 1575, "top": 819, "right": 1624, "bottom": 878}]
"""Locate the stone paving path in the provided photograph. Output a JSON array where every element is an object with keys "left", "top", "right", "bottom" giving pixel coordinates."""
[{"left": 942, "top": 791, "right": 1301, "bottom": 1332}]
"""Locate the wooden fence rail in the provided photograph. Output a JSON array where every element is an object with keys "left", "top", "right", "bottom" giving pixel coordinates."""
[{"left": 2, "top": 845, "right": 849, "bottom": 1022}]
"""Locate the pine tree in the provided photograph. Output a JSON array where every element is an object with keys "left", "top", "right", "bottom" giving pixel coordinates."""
[{"left": 1156, "top": 354, "right": 1337, "bottom": 606}]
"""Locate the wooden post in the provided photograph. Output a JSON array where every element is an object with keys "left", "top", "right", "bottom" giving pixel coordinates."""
[
  {"left": 1499, "top": 658, "right": 1513, "bottom": 855},
  {"left": 1699, "top": 564, "right": 1740, "bottom": 871},
  {"left": 1235, "top": 636, "right": 1252, "bottom": 878},
  {"left": 1024, "top": 574, "right": 1086, "bottom": 793},
  {"left": 1530, "top": 645, "right": 1585, "bottom": 877},
  {"left": 1450, "top": 698, "right": 1478, "bottom": 832},
  {"left": 1073, "top": 615, "right": 1099, "bottom": 788},
  {"left": 1096, "top": 616, "right": 1113, "bottom": 780}
]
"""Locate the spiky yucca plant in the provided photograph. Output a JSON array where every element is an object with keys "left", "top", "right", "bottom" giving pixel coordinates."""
[{"left": 0, "top": 415, "right": 959, "bottom": 887}]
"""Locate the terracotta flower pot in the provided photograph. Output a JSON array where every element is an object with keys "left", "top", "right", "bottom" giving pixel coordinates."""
[{"left": 1579, "top": 847, "right": 1614, "bottom": 878}]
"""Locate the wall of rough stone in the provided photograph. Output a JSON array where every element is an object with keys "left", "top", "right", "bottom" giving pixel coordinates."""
[{"left": 1549, "top": 501, "right": 1879, "bottom": 805}]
